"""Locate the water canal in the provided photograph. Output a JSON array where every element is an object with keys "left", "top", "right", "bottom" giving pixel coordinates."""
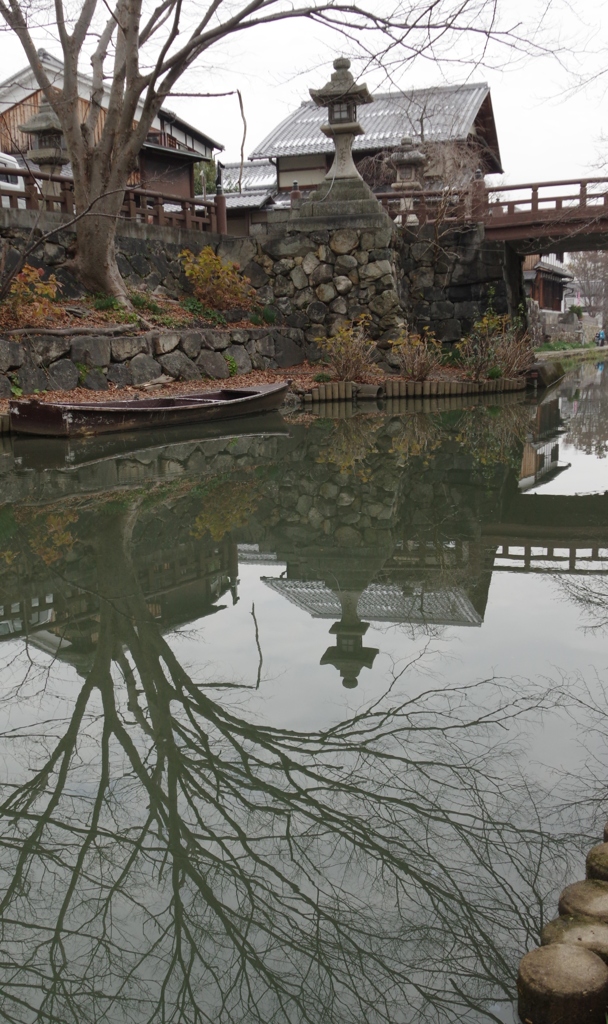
[{"left": 0, "top": 360, "right": 607, "bottom": 1023}]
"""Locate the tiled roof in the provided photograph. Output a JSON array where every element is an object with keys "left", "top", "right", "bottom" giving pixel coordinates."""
[
  {"left": 195, "top": 189, "right": 275, "bottom": 210},
  {"left": 250, "top": 83, "right": 494, "bottom": 159},
  {"left": 224, "top": 191, "right": 275, "bottom": 210},
  {"left": 223, "top": 160, "right": 276, "bottom": 191},
  {"left": 262, "top": 578, "right": 482, "bottom": 626}
]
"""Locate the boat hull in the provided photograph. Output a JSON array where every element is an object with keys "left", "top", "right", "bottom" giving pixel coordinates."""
[{"left": 9, "top": 383, "right": 290, "bottom": 437}]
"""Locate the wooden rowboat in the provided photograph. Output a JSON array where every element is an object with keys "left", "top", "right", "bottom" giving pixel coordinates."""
[
  {"left": 11, "top": 412, "right": 289, "bottom": 470},
  {"left": 9, "top": 382, "right": 290, "bottom": 437}
]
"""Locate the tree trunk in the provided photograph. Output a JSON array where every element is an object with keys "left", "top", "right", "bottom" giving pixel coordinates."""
[{"left": 73, "top": 189, "right": 130, "bottom": 301}]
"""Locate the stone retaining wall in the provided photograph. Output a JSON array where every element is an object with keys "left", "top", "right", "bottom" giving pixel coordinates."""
[
  {"left": 397, "top": 224, "right": 524, "bottom": 344},
  {"left": 0, "top": 211, "right": 403, "bottom": 343},
  {"left": 0, "top": 325, "right": 309, "bottom": 397},
  {"left": 238, "top": 222, "right": 402, "bottom": 343}
]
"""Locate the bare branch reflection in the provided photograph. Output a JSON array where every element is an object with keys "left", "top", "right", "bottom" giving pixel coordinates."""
[{"left": 0, "top": 503, "right": 575, "bottom": 1024}]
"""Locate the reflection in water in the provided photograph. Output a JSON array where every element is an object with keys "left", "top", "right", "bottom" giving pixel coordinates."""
[{"left": 0, "top": 370, "right": 606, "bottom": 1023}]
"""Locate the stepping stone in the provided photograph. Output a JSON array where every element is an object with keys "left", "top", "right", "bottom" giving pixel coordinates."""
[
  {"left": 542, "top": 915, "right": 608, "bottom": 962},
  {"left": 559, "top": 880, "right": 608, "bottom": 922},
  {"left": 587, "top": 843, "right": 608, "bottom": 881},
  {"left": 517, "top": 944, "right": 608, "bottom": 1024}
]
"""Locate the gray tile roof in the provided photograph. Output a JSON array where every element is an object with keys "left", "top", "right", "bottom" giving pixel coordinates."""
[
  {"left": 224, "top": 191, "right": 275, "bottom": 210},
  {"left": 250, "top": 83, "right": 493, "bottom": 159},
  {"left": 195, "top": 189, "right": 275, "bottom": 210},
  {"left": 223, "top": 160, "right": 276, "bottom": 191}
]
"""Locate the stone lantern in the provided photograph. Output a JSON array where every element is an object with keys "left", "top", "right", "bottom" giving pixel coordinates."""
[
  {"left": 320, "top": 590, "right": 379, "bottom": 689},
  {"left": 309, "top": 57, "right": 373, "bottom": 198},
  {"left": 392, "top": 136, "right": 426, "bottom": 189},
  {"left": 391, "top": 136, "right": 426, "bottom": 225},
  {"left": 18, "top": 97, "right": 69, "bottom": 198}
]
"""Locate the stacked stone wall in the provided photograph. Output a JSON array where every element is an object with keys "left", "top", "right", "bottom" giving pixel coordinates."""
[
  {"left": 0, "top": 210, "right": 526, "bottom": 380},
  {"left": 398, "top": 224, "right": 524, "bottom": 344},
  {"left": 0, "top": 324, "right": 310, "bottom": 397}
]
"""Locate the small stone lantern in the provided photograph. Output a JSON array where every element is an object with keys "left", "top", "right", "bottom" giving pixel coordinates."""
[
  {"left": 391, "top": 136, "right": 426, "bottom": 225},
  {"left": 309, "top": 57, "right": 373, "bottom": 185},
  {"left": 18, "top": 97, "right": 68, "bottom": 198},
  {"left": 392, "top": 136, "right": 426, "bottom": 189},
  {"left": 320, "top": 590, "right": 379, "bottom": 688}
]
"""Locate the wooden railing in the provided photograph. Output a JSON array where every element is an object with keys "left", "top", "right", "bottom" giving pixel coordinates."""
[
  {"left": 375, "top": 176, "right": 608, "bottom": 238},
  {"left": 0, "top": 169, "right": 224, "bottom": 233}
]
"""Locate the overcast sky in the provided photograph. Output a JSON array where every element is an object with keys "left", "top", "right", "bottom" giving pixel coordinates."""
[{"left": 0, "top": 0, "right": 606, "bottom": 185}]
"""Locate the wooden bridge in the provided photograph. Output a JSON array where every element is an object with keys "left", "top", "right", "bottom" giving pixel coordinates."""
[{"left": 377, "top": 177, "right": 608, "bottom": 254}]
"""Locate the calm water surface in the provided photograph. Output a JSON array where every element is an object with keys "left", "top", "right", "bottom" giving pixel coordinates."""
[{"left": 1, "top": 361, "right": 608, "bottom": 1024}]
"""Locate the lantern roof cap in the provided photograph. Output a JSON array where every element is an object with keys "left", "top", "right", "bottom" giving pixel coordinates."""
[
  {"left": 309, "top": 57, "right": 373, "bottom": 109},
  {"left": 18, "top": 96, "right": 63, "bottom": 135},
  {"left": 393, "top": 135, "right": 426, "bottom": 165}
]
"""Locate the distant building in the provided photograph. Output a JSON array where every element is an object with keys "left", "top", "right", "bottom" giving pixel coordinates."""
[
  {"left": 523, "top": 254, "right": 573, "bottom": 311},
  {"left": 0, "top": 49, "right": 223, "bottom": 197},
  {"left": 247, "top": 82, "right": 502, "bottom": 192}
]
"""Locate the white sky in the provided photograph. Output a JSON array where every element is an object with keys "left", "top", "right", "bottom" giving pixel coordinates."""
[{"left": 0, "top": 0, "right": 606, "bottom": 184}]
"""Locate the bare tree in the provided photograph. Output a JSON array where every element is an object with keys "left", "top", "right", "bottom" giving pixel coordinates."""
[
  {"left": 566, "top": 250, "right": 608, "bottom": 322},
  {"left": 0, "top": 0, "right": 552, "bottom": 302}
]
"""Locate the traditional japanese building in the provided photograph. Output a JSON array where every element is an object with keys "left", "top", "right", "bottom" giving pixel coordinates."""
[
  {"left": 523, "top": 254, "right": 573, "bottom": 311},
  {"left": 0, "top": 49, "right": 223, "bottom": 197},
  {"left": 247, "top": 81, "right": 502, "bottom": 193}
]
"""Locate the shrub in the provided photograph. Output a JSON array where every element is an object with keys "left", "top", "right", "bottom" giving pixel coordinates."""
[
  {"left": 130, "top": 292, "right": 161, "bottom": 314},
  {"left": 224, "top": 352, "right": 238, "bottom": 377},
  {"left": 316, "top": 316, "right": 376, "bottom": 381},
  {"left": 458, "top": 308, "right": 534, "bottom": 382},
  {"left": 493, "top": 324, "right": 535, "bottom": 379},
  {"left": 93, "top": 294, "right": 119, "bottom": 311},
  {"left": 569, "top": 304, "right": 583, "bottom": 319},
  {"left": 262, "top": 306, "right": 277, "bottom": 324},
  {"left": 180, "top": 247, "right": 253, "bottom": 311},
  {"left": 180, "top": 295, "right": 227, "bottom": 325},
  {"left": 390, "top": 328, "right": 442, "bottom": 380},
  {"left": 7, "top": 264, "right": 60, "bottom": 322}
]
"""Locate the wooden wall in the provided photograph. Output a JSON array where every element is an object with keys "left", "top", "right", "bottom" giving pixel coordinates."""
[{"left": 0, "top": 91, "right": 108, "bottom": 154}]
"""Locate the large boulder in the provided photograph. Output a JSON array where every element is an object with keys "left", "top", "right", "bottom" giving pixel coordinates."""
[
  {"left": 180, "top": 332, "right": 203, "bottom": 359},
  {"left": 18, "top": 366, "right": 49, "bottom": 393},
  {"left": 310, "top": 263, "right": 334, "bottom": 286},
  {"left": 111, "top": 335, "right": 148, "bottom": 362},
  {"left": 242, "top": 261, "right": 269, "bottom": 288},
  {"left": 83, "top": 369, "right": 108, "bottom": 391},
  {"left": 29, "top": 335, "right": 71, "bottom": 366},
  {"left": 273, "top": 333, "right": 304, "bottom": 368},
  {"left": 0, "top": 339, "right": 24, "bottom": 372},
  {"left": 200, "top": 330, "right": 231, "bottom": 351},
  {"left": 225, "top": 344, "right": 252, "bottom": 375},
  {"left": 71, "top": 336, "right": 112, "bottom": 368},
  {"left": 329, "top": 229, "right": 359, "bottom": 254},
  {"left": 159, "top": 350, "right": 200, "bottom": 381},
  {"left": 153, "top": 332, "right": 180, "bottom": 356},
  {"left": 48, "top": 359, "right": 79, "bottom": 391},
  {"left": 0, "top": 375, "right": 11, "bottom": 399},
  {"left": 106, "top": 363, "right": 133, "bottom": 388},
  {"left": 196, "top": 349, "right": 230, "bottom": 379},
  {"left": 130, "top": 353, "right": 162, "bottom": 384}
]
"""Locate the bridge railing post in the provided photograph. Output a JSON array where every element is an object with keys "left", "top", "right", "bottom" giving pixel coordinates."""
[
  {"left": 580, "top": 182, "right": 587, "bottom": 207},
  {"left": 471, "top": 178, "right": 486, "bottom": 222}
]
